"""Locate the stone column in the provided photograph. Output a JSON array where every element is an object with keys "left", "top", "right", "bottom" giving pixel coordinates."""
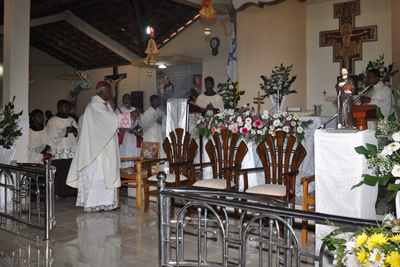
[{"left": 3, "top": 0, "right": 30, "bottom": 162}]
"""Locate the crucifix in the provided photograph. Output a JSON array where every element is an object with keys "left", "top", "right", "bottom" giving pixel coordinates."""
[
  {"left": 253, "top": 91, "right": 265, "bottom": 113},
  {"left": 105, "top": 67, "right": 127, "bottom": 109},
  {"left": 319, "top": 1, "right": 377, "bottom": 75}
]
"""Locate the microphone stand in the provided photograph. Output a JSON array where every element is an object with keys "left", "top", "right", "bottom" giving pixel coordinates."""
[{"left": 318, "top": 84, "right": 374, "bottom": 129}]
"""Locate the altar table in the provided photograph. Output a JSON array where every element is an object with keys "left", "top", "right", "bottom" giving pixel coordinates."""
[{"left": 314, "top": 129, "right": 378, "bottom": 266}]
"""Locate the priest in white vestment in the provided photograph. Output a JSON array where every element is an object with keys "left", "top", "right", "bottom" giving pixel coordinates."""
[
  {"left": 196, "top": 76, "right": 225, "bottom": 115},
  {"left": 66, "top": 81, "right": 140, "bottom": 211},
  {"left": 115, "top": 93, "right": 143, "bottom": 168},
  {"left": 361, "top": 68, "right": 395, "bottom": 119},
  {"left": 142, "top": 95, "right": 165, "bottom": 143}
]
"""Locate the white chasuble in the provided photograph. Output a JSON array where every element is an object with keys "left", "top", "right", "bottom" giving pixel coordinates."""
[
  {"left": 66, "top": 96, "right": 130, "bottom": 211},
  {"left": 366, "top": 81, "right": 395, "bottom": 119}
]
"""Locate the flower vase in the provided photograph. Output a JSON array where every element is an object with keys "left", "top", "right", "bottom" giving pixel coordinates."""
[
  {"left": 0, "top": 145, "right": 17, "bottom": 164},
  {"left": 0, "top": 145, "right": 17, "bottom": 213},
  {"left": 270, "top": 95, "right": 286, "bottom": 113}
]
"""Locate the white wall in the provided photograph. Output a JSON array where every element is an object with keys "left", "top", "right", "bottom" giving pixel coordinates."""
[{"left": 307, "top": 0, "right": 393, "bottom": 116}]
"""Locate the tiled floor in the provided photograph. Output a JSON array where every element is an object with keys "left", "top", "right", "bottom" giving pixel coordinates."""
[{"left": 0, "top": 194, "right": 317, "bottom": 267}]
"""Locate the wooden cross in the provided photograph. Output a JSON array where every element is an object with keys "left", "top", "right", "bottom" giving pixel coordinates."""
[
  {"left": 105, "top": 67, "right": 127, "bottom": 109},
  {"left": 253, "top": 91, "right": 265, "bottom": 113},
  {"left": 319, "top": 1, "right": 377, "bottom": 75}
]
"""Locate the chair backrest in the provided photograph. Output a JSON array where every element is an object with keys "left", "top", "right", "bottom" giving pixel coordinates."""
[
  {"left": 256, "top": 131, "right": 306, "bottom": 185},
  {"left": 163, "top": 128, "right": 198, "bottom": 176},
  {"left": 205, "top": 129, "right": 248, "bottom": 180},
  {"left": 140, "top": 142, "right": 161, "bottom": 159}
]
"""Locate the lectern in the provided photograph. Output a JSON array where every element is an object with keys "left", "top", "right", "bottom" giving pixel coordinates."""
[{"left": 353, "top": 105, "right": 377, "bottom": 130}]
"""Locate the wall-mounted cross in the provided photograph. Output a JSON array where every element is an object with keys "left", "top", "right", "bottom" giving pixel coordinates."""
[
  {"left": 105, "top": 67, "right": 127, "bottom": 109},
  {"left": 319, "top": 0, "right": 377, "bottom": 75}
]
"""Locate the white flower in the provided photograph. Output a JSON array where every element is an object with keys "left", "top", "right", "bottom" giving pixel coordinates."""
[
  {"left": 273, "top": 120, "right": 280, "bottom": 126},
  {"left": 238, "top": 122, "right": 244, "bottom": 126},
  {"left": 297, "top": 126, "right": 303, "bottom": 133},
  {"left": 216, "top": 128, "right": 221, "bottom": 133},
  {"left": 261, "top": 130, "right": 266, "bottom": 135},
  {"left": 392, "top": 132, "right": 400, "bottom": 142},
  {"left": 344, "top": 254, "right": 361, "bottom": 267},
  {"left": 228, "top": 125, "right": 233, "bottom": 130},
  {"left": 278, "top": 111, "right": 282, "bottom": 115},
  {"left": 245, "top": 111, "right": 250, "bottom": 116},
  {"left": 263, "top": 110, "right": 269, "bottom": 116},
  {"left": 273, "top": 114, "right": 279, "bottom": 118},
  {"left": 368, "top": 248, "right": 385, "bottom": 266},
  {"left": 380, "top": 147, "right": 393, "bottom": 157},
  {"left": 344, "top": 240, "right": 356, "bottom": 253},
  {"left": 283, "top": 112, "right": 288, "bottom": 116},
  {"left": 269, "top": 129, "right": 273, "bottom": 134},
  {"left": 276, "top": 128, "right": 282, "bottom": 132},
  {"left": 287, "top": 115, "right": 292, "bottom": 120},
  {"left": 291, "top": 121, "right": 296, "bottom": 126},
  {"left": 245, "top": 118, "right": 252, "bottom": 124},
  {"left": 257, "top": 130, "right": 262, "bottom": 134},
  {"left": 280, "top": 123, "right": 283, "bottom": 126},
  {"left": 250, "top": 129, "right": 256, "bottom": 135},
  {"left": 392, "top": 164, "right": 400, "bottom": 177},
  {"left": 262, "top": 114, "right": 269, "bottom": 119},
  {"left": 293, "top": 115, "right": 299, "bottom": 120},
  {"left": 283, "top": 126, "right": 289, "bottom": 132},
  {"left": 237, "top": 117, "right": 243, "bottom": 123},
  {"left": 388, "top": 142, "right": 400, "bottom": 151},
  {"left": 273, "top": 86, "right": 277, "bottom": 90},
  {"left": 229, "top": 102, "right": 233, "bottom": 105},
  {"left": 229, "top": 85, "right": 234, "bottom": 89},
  {"left": 245, "top": 123, "right": 252, "bottom": 130},
  {"left": 270, "top": 125, "right": 275, "bottom": 130}
]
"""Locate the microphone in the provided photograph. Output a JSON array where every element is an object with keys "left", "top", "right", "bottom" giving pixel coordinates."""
[{"left": 361, "top": 84, "right": 374, "bottom": 95}]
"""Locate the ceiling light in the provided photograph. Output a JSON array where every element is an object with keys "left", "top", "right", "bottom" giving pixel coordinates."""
[
  {"left": 146, "top": 26, "right": 151, "bottom": 34},
  {"left": 121, "top": 28, "right": 126, "bottom": 31},
  {"left": 159, "top": 64, "right": 167, "bottom": 69}
]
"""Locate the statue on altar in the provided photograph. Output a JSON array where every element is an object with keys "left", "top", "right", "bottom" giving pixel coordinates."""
[{"left": 335, "top": 68, "right": 356, "bottom": 129}]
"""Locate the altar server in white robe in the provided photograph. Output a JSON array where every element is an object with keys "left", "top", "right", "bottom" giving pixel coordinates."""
[
  {"left": 361, "top": 68, "right": 395, "bottom": 119},
  {"left": 142, "top": 95, "right": 165, "bottom": 143},
  {"left": 196, "top": 76, "right": 225, "bottom": 115},
  {"left": 115, "top": 93, "right": 143, "bottom": 168},
  {"left": 66, "top": 81, "right": 139, "bottom": 211}
]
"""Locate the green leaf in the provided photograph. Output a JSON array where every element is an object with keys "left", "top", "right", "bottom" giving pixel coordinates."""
[
  {"left": 365, "top": 143, "right": 378, "bottom": 154},
  {"left": 351, "top": 180, "right": 365, "bottom": 189},
  {"left": 378, "top": 175, "right": 391, "bottom": 186},
  {"left": 354, "top": 145, "right": 372, "bottom": 158},
  {"left": 387, "top": 183, "right": 400, "bottom": 191},
  {"left": 388, "top": 112, "right": 396, "bottom": 123},
  {"left": 375, "top": 106, "right": 383, "bottom": 120},
  {"left": 375, "top": 130, "right": 388, "bottom": 139},
  {"left": 362, "top": 174, "right": 379, "bottom": 185}
]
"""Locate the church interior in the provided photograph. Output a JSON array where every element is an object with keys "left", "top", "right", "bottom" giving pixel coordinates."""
[{"left": 1, "top": 0, "right": 400, "bottom": 266}]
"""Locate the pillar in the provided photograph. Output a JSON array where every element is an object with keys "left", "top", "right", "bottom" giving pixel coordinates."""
[{"left": 3, "top": 0, "right": 31, "bottom": 162}]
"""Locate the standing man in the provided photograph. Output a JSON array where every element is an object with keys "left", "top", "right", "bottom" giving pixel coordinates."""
[
  {"left": 142, "top": 95, "right": 165, "bottom": 143},
  {"left": 66, "top": 81, "right": 140, "bottom": 211},
  {"left": 361, "top": 68, "right": 395, "bottom": 119},
  {"left": 115, "top": 93, "right": 143, "bottom": 168}
]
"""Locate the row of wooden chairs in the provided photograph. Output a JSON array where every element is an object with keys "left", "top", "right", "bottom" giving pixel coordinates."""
[{"left": 118, "top": 128, "right": 313, "bottom": 243}]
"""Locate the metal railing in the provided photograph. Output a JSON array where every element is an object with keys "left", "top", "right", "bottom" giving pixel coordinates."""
[
  {"left": 0, "top": 159, "right": 56, "bottom": 241},
  {"left": 156, "top": 172, "right": 379, "bottom": 267}
]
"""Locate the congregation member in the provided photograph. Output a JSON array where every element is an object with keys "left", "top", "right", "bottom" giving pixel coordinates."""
[
  {"left": 47, "top": 100, "right": 78, "bottom": 197},
  {"left": 45, "top": 110, "right": 53, "bottom": 125},
  {"left": 142, "top": 95, "right": 165, "bottom": 143},
  {"left": 360, "top": 68, "right": 395, "bottom": 119},
  {"left": 115, "top": 93, "right": 143, "bottom": 168},
  {"left": 66, "top": 81, "right": 139, "bottom": 212},
  {"left": 196, "top": 76, "right": 225, "bottom": 115},
  {"left": 28, "top": 109, "right": 51, "bottom": 163}
]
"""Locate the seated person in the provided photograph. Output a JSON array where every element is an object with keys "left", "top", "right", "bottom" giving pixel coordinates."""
[{"left": 196, "top": 76, "right": 224, "bottom": 115}]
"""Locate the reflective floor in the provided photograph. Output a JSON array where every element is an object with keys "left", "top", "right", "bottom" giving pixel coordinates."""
[{"left": 0, "top": 195, "right": 317, "bottom": 267}]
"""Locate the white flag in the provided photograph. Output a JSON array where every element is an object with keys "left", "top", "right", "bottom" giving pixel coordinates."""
[{"left": 227, "top": 23, "right": 238, "bottom": 83}]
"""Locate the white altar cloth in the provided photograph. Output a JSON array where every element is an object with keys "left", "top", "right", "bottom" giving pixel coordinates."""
[{"left": 314, "top": 129, "right": 378, "bottom": 266}]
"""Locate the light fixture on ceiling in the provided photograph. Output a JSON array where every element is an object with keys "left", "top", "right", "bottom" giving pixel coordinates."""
[
  {"left": 159, "top": 64, "right": 167, "bottom": 69},
  {"left": 204, "top": 28, "right": 211, "bottom": 35},
  {"left": 148, "top": 70, "right": 152, "bottom": 77},
  {"left": 146, "top": 26, "right": 152, "bottom": 34}
]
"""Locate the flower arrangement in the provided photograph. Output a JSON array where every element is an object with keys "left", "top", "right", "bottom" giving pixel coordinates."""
[
  {"left": 260, "top": 64, "right": 297, "bottom": 111},
  {"left": 322, "top": 214, "right": 400, "bottom": 266},
  {"left": 0, "top": 96, "right": 23, "bottom": 149},
  {"left": 353, "top": 106, "right": 400, "bottom": 200},
  {"left": 216, "top": 79, "right": 244, "bottom": 109},
  {"left": 195, "top": 105, "right": 313, "bottom": 144},
  {"left": 356, "top": 54, "right": 399, "bottom": 91}
]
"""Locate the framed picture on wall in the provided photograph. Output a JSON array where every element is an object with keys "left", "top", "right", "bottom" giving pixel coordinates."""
[{"left": 193, "top": 74, "right": 202, "bottom": 91}]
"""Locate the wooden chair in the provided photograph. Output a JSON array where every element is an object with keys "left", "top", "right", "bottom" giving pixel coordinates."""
[
  {"left": 144, "top": 128, "right": 198, "bottom": 216},
  {"left": 118, "top": 142, "right": 161, "bottom": 209},
  {"left": 193, "top": 129, "right": 248, "bottom": 192},
  {"left": 301, "top": 175, "right": 315, "bottom": 244},
  {"left": 241, "top": 131, "right": 307, "bottom": 208}
]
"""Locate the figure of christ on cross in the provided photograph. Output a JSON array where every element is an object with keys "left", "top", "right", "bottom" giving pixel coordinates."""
[{"left": 319, "top": 1, "right": 377, "bottom": 75}]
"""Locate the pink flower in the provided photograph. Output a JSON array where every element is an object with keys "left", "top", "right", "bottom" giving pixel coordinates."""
[
  {"left": 253, "top": 115, "right": 259, "bottom": 121},
  {"left": 232, "top": 126, "right": 238, "bottom": 133},
  {"left": 221, "top": 124, "right": 225, "bottom": 130},
  {"left": 254, "top": 120, "right": 262, "bottom": 127},
  {"left": 240, "top": 127, "right": 249, "bottom": 135}
]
